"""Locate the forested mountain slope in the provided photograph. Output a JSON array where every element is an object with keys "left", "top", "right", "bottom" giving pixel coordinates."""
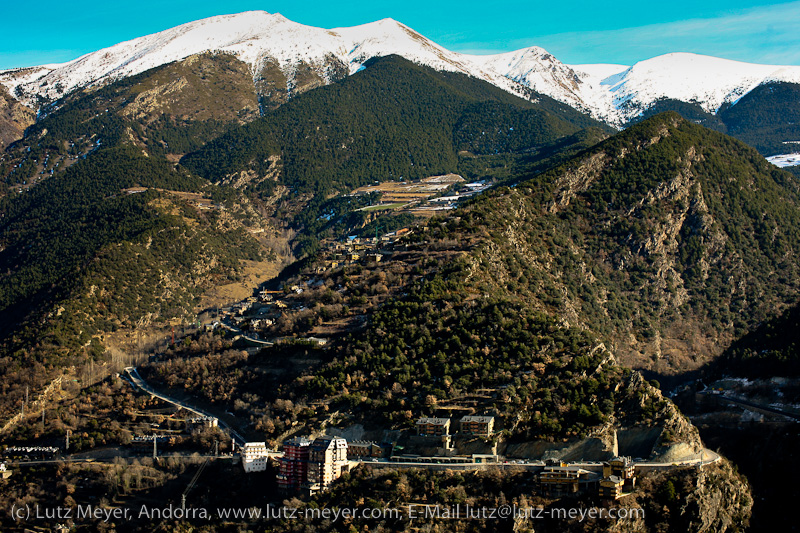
[
  {"left": 460, "top": 112, "right": 800, "bottom": 373},
  {"left": 182, "top": 55, "right": 610, "bottom": 196},
  {"left": 626, "top": 81, "right": 800, "bottom": 158},
  {"left": 147, "top": 114, "right": 800, "bottom": 461},
  {"left": 0, "top": 53, "right": 613, "bottom": 421},
  {"left": 0, "top": 144, "right": 279, "bottom": 421}
]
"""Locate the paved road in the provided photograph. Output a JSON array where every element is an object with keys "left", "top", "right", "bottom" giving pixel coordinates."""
[
  {"left": 698, "top": 390, "right": 800, "bottom": 421},
  {"left": 124, "top": 367, "right": 246, "bottom": 445},
  {"left": 359, "top": 449, "right": 720, "bottom": 471},
  {"left": 219, "top": 320, "right": 274, "bottom": 346},
  {"left": 11, "top": 453, "right": 234, "bottom": 467},
  {"left": 11, "top": 448, "right": 719, "bottom": 472}
]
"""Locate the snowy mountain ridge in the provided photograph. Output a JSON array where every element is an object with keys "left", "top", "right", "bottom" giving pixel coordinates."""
[
  {"left": 3, "top": 10, "right": 800, "bottom": 128},
  {"left": 0, "top": 12, "right": 523, "bottom": 109}
]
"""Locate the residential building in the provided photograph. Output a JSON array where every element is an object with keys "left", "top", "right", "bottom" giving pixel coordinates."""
[
  {"left": 347, "top": 440, "right": 387, "bottom": 459},
  {"left": 460, "top": 415, "right": 495, "bottom": 436},
  {"left": 307, "top": 436, "right": 348, "bottom": 492},
  {"left": 277, "top": 437, "right": 310, "bottom": 492},
  {"left": 189, "top": 416, "right": 218, "bottom": 428},
  {"left": 416, "top": 417, "right": 451, "bottom": 436},
  {"left": 539, "top": 466, "right": 597, "bottom": 496},
  {"left": 241, "top": 442, "right": 269, "bottom": 473},
  {"left": 603, "top": 456, "right": 635, "bottom": 478},
  {"left": 603, "top": 456, "right": 636, "bottom": 491},
  {"left": 599, "top": 475, "right": 624, "bottom": 500}
]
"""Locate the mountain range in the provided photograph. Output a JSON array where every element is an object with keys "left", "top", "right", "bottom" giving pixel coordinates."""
[
  {"left": 3, "top": 10, "right": 800, "bottom": 157},
  {"left": 3, "top": 11, "right": 800, "bottom": 531}
]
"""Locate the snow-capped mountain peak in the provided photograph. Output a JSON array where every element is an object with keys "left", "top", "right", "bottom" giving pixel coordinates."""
[
  {"left": 584, "top": 52, "right": 800, "bottom": 124},
  {"left": 607, "top": 53, "right": 791, "bottom": 111},
  {"left": 1, "top": 11, "right": 507, "bottom": 107},
  {"left": 3, "top": 11, "right": 800, "bottom": 130},
  {"left": 474, "top": 46, "right": 590, "bottom": 112}
]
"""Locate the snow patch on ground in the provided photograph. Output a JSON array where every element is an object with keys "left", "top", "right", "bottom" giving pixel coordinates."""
[{"left": 767, "top": 153, "right": 800, "bottom": 167}]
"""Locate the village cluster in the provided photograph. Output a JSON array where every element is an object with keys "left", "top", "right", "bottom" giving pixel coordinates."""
[
  {"left": 240, "top": 413, "right": 637, "bottom": 501},
  {"left": 348, "top": 174, "right": 491, "bottom": 214},
  {"left": 211, "top": 176, "right": 488, "bottom": 342},
  {"left": 205, "top": 226, "right": 418, "bottom": 345}
]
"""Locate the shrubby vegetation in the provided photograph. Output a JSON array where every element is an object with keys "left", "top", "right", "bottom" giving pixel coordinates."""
[{"left": 266, "top": 462, "right": 747, "bottom": 533}]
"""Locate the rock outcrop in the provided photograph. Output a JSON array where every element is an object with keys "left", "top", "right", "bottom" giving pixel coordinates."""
[{"left": 0, "top": 85, "right": 34, "bottom": 149}]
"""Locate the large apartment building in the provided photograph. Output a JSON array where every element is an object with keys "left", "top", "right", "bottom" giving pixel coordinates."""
[
  {"left": 416, "top": 417, "right": 451, "bottom": 436},
  {"left": 277, "top": 437, "right": 311, "bottom": 492},
  {"left": 307, "top": 436, "right": 349, "bottom": 492},
  {"left": 459, "top": 415, "right": 495, "bottom": 437}
]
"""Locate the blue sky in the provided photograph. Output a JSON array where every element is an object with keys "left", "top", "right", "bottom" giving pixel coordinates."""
[{"left": 2, "top": 0, "right": 800, "bottom": 69}]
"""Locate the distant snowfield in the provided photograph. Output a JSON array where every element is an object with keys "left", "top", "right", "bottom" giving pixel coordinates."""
[
  {"left": 766, "top": 153, "right": 800, "bottom": 167},
  {"left": 3, "top": 10, "right": 800, "bottom": 129}
]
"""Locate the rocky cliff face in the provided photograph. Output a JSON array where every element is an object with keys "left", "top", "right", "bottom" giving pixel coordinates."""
[
  {"left": 686, "top": 460, "right": 753, "bottom": 532},
  {"left": 634, "top": 459, "right": 752, "bottom": 533},
  {"left": 254, "top": 54, "right": 349, "bottom": 111},
  {"left": 114, "top": 53, "right": 259, "bottom": 124},
  {"left": 0, "top": 85, "right": 34, "bottom": 148},
  {"left": 628, "top": 372, "right": 703, "bottom": 462}
]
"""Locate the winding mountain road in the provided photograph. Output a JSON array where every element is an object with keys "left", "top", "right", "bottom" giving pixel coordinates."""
[{"left": 123, "top": 367, "right": 246, "bottom": 445}]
